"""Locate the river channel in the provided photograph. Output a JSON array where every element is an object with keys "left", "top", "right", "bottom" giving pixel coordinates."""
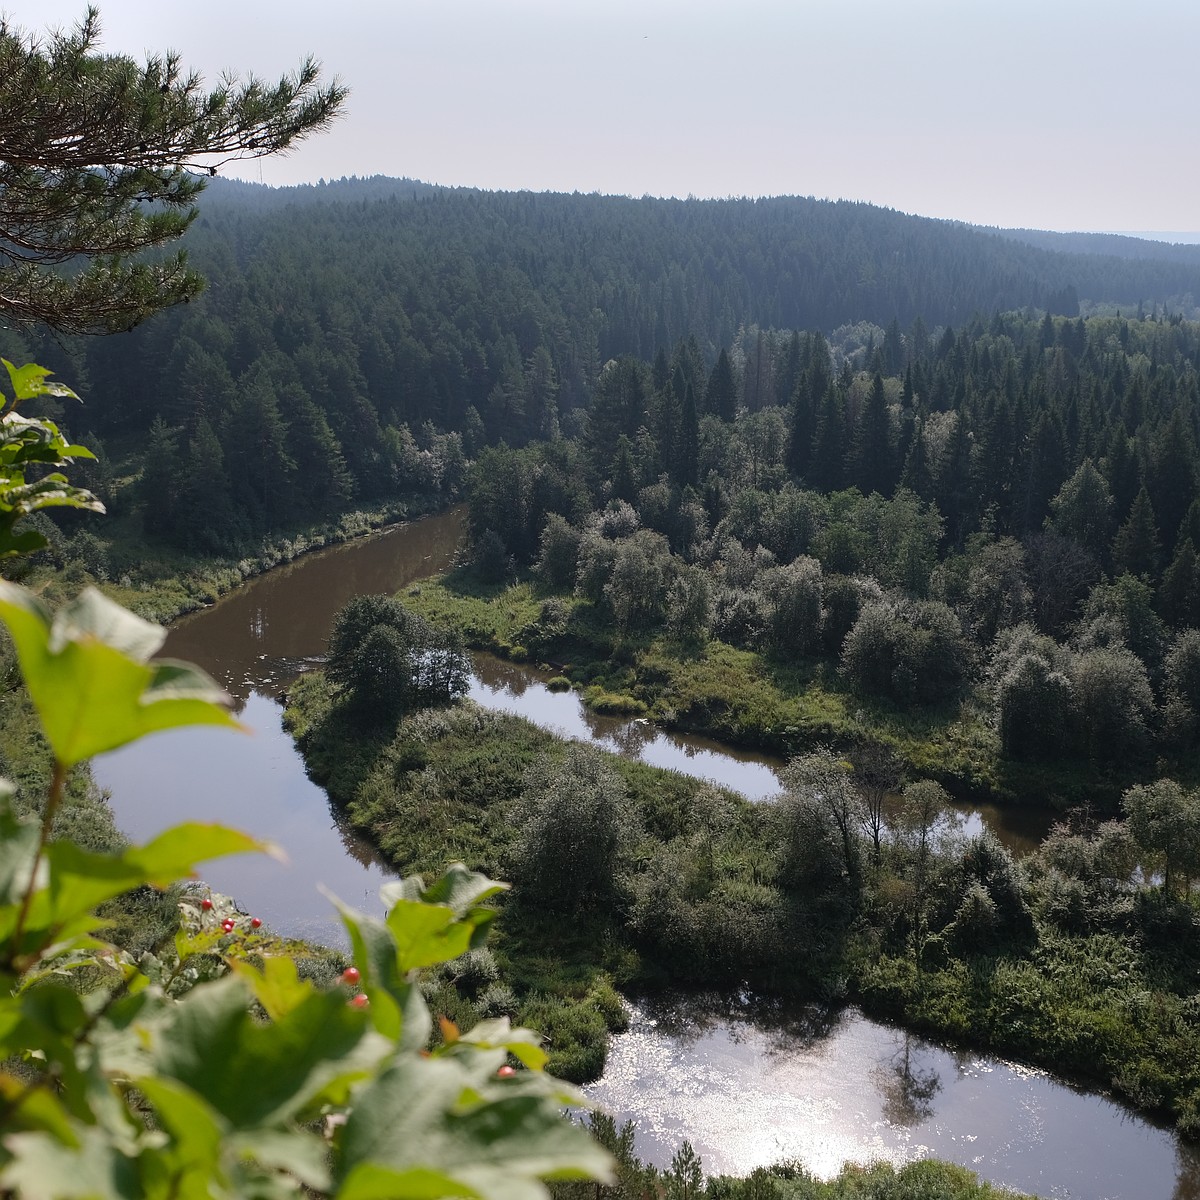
[{"left": 91, "top": 507, "right": 1199, "bottom": 1197}]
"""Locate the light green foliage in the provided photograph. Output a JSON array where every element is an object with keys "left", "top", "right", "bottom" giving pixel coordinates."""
[
  {"left": 512, "top": 745, "right": 641, "bottom": 911},
  {"left": 758, "top": 556, "right": 823, "bottom": 657},
  {"left": 841, "top": 597, "right": 970, "bottom": 705},
  {"left": 604, "top": 529, "right": 676, "bottom": 634},
  {"left": 0, "top": 360, "right": 104, "bottom": 558},
  {"left": 775, "top": 749, "right": 864, "bottom": 896},
  {"left": 666, "top": 565, "right": 713, "bottom": 645},
  {"left": 1122, "top": 779, "right": 1200, "bottom": 897}
]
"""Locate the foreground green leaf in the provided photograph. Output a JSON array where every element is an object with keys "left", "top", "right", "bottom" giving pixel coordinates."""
[
  {"left": 336, "top": 1056, "right": 612, "bottom": 1200},
  {"left": 0, "top": 584, "right": 242, "bottom": 765}
]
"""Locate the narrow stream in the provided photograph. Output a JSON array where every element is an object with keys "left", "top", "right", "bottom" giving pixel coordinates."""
[{"left": 91, "top": 508, "right": 1198, "bottom": 1196}]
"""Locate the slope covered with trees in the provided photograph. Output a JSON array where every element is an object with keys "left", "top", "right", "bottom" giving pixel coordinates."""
[{"left": 9, "top": 177, "right": 1200, "bottom": 561}]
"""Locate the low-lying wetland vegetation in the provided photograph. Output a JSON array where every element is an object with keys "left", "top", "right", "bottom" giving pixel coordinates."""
[{"left": 286, "top": 622, "right": 1200, "bottom": 1137}]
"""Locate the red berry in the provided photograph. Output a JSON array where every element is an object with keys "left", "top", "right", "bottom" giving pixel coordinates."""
[
  {"left": 497, "top": 1065, "right": 516, "bottom": 1078},
  {"left": 349, "top": 993, "right": 369, "bottom": 1010},
  {"left": 250, "top": 917, "right": 262, "bottom": 929},
  {"left": 200, "top": 898, "right": 213, "bottom": 911},
  {"left": 341, "top": 967, "right": 360, "bottom": 986},
  {"left": 222, "top": 919, "right": 235, "bottom": 932}
]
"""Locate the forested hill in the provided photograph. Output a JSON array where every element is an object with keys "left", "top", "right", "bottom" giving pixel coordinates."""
[
  {"left": 10, "top": 175, "right": 1200, "bottom": 556},
  {"left": 992, "top": 226, "right": 1200, "bottom": 267},
  {"left": 183, "top": 177, "right": 1200, "bottom": 338},
  {"left": 49, "top": 179, "right": 1200, "bottom": 426}
]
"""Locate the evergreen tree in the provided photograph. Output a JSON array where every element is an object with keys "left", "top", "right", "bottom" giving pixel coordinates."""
[
  {"left": 0, "top": 10, "right": 344, "bottom": 332},
  {"left": 139, "top": 417, "right": 181, "bottom": 538},
  {"left": 610, "top": 435, "right": 638, "bottom": 504},
  {"left": 899, "top": 417, "right": 934, "bottom": 501},
  {"left": 705, "top": 348, "right": 738, "bottom": 422},
  {"left": 1112, "top": 487, "right": 1163, "bottom": 581},
  {"left": 808, "top": 384, "right": 847, "bottom": 493},
  {"left": 174, "top": 416, "right": 242, "bottom": 554},
  {"left": 787, "top": 334, "right": 832, "bottom": 478},
  {"left": 935, "top": 411, "right": 977, "bottom": 547},
  {"left": 776, "top": 330, "right": 802, "bottom": 408},
  {"left": 651, "top": 347, "right": 671, "bottom": 394},
  {"left": 1048, "top": 459, "right": 1114, "bottom": 562},
  {"left": 1147, "top": 409, "right": 1199, "bottom": 556},
  {"left": 1158, "top": 538, "right": 1200, "bottom": 629},
  {"left": 285, "top": 392, "right": 354, "bottom": 514},
  {"left": 676, "top": 384, "right": 699, "bottom": 489},
  {"left": 221, "top": 373, "right": 297, "bottom": 525},
  {"left": 1017, "top": 410, "right": 1067, "bottom": 535},
  {"left": 1101, "top": 426, "right": 1141, "bottom": 523},
  {"left": 850, "top": 372, "right": 893, "bottom": 495}
]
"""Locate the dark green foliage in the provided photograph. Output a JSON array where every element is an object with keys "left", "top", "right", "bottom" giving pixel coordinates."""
[
  {"left": 849, "top": 372, "right": 894, "bottom": 495},
  {"left": 1070, "top": 646, "right": 1155, "bottom": 762},
  {"left": 0, "top": 11, "right": 344, "bottom": 333},
  {"left": 996, "top": 652, "right": 1073, "bottom": 760},
  {"left": 841, "top": 599, "right": 970, "bottom": 705},
  {"left": 1158, "top": 538, "right": 1200, "bottom": 628},
  {"left": 1047, "top": 458, "right": 1114, "bottom": 561},
  {"left": 326, "top": 594, "right": 467, "bottom": 720},
  {"left": 941, "top": 832, "right": 1034, "bottom": 952},
  {"left": 775, "top": 749, "right": 864, "bottom": 902},
  {"left": 511, "top": 745, "right": 641, "bottom": 913},
  {"left": 700, "top": 348, "right": 739, "bottom": 422},
  {"left": 705, "top": 1159, "right": 1033, "bottom": 1200},
  {"left": 1112, "top": 487, "right": 1162, "bottom": 581}
]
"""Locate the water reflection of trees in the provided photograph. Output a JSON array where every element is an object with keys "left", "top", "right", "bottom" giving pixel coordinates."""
[
  {"left": 1172, "top": 1140, "right": 1200, "bottom": 1200},
  {"left": 472, "top": 657, "right": 535, "bottom": 698},
  {"left": 599, "top": 718, "right": 658, "bottom": 757},
  {"left": 635, "top": 991, "right": 842, "bottom": 1053},
  {"left": 873, "top": 1033, "right": 942, "bottom": 1127},
  {"left": 333, "top": 815, "right": 389, "bottom": 871}
]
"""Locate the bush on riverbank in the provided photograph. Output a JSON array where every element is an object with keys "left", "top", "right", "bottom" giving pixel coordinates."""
[{"left": 560, "top": 1116, "right": 1040, "bottom": 1200}]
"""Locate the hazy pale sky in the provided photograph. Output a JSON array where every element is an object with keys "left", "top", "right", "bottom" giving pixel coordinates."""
[{"left": 16, "top": 0, "right": 1200, "bottom": 232}]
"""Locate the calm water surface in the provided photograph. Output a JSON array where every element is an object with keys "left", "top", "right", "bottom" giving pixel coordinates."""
[
  {"left": 91, "top": 509, "right": 1196, "bottom": 1195},
  {"left": 94, "top": 509, "right": 465, "bottom": 941},
  {"left": 587, "top": 997, "right": 1200, "bottom": 1200}
]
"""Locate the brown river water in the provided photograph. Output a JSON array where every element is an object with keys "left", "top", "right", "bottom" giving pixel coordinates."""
[{"left": 90, "top": 507, "right": 1200, "bottom": 1197}]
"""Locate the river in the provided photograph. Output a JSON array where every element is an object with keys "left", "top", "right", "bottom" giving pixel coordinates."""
[{"left": 91, "top": 507, "right": 1198, "bottom": 1197}]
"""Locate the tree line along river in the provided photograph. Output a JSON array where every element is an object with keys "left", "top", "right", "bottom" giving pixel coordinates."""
[{"left": 92, "top": 507, "right": 1200, "bottom": 1199}]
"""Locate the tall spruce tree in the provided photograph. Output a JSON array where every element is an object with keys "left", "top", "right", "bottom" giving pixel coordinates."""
[
  {"left": 850, "top": 372, "right": 893, "bottom": 495},
  {"left": 705, "top": 348, "right": 738, "bottom": 422},
  {"left": 1112, "top": 487, "right": 1163, "bottom": 581}
]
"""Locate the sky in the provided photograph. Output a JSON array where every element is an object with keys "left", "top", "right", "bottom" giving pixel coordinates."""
[{"left": 16, "top": 0, "right": 1200, "bottom": 233}]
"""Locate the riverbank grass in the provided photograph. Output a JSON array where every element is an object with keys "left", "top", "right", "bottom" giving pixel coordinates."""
[{"left": 401, "top": 572, "right": 1010, "bottom": 801}]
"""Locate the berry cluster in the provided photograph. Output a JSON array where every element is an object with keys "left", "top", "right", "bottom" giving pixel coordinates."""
[
  {"left": 340, "top": 966, "right": 368, "bottom": 1009},
  {"left": 194, "top": 892, "right": 262, "bottom": 936}
]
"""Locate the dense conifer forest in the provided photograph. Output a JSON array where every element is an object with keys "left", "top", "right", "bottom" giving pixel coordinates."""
[{"left": 8, "top": 176, "right": 1200, "bottom": 560}]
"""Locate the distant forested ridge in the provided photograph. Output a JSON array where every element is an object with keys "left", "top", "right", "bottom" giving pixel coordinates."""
[
  {"left": 8, "top": 176, "right": 1200, "bottom": 555},
  {"left": 992, "top": 226, "right": 1200, "bottom": 266}
]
